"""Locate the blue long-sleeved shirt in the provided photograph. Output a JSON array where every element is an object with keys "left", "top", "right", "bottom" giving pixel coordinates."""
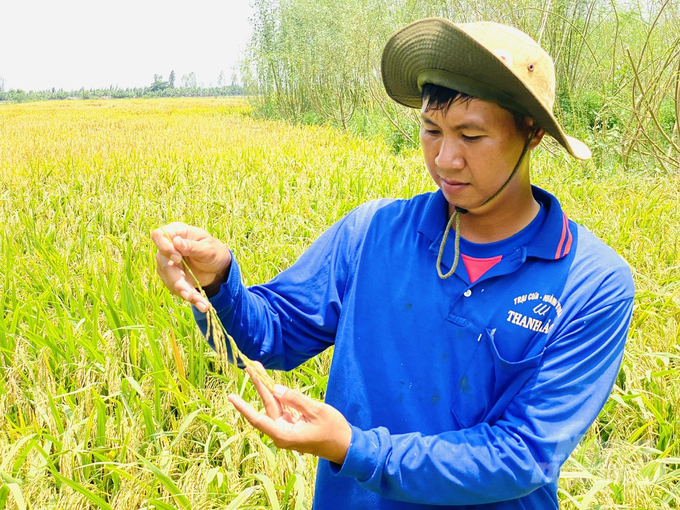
[{"left": 195, "top": 187, "right": 634, "bottom": 509}]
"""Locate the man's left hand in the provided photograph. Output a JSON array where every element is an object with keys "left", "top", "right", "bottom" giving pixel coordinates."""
[{"left": 229, "top": 362, "right": 352, "bottom": 466}]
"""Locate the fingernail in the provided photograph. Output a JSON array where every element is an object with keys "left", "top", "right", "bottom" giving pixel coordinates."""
[
  {"left": 170, "top": 253, "right": 182, "bottom": 264},
  {"left": 273, "top": 384, "right": 287, "bottom": 397}
]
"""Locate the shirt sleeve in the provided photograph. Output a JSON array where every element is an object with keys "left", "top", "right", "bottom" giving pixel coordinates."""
[
  {"left": 193, "top": 200, "right": 387, "bottom": 371},
  {"left": 333, "top": 295, "right": 634, "bottom": 506}
]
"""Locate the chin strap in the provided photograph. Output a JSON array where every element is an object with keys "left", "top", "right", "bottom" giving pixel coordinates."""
[
  {"left": 436, "top": 126, "right": 539, "bottom": 280},
  {"left": 436, "top": 206, "right": 466, "bottom": 279}
]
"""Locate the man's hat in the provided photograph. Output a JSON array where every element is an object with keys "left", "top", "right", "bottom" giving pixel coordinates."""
[{"left": 381, "top": 18, "right": 591, "bottom": 160}]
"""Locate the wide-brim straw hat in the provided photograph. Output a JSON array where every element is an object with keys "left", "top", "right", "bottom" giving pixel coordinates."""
[{"left": 382, "top": 18, "right": 591, "bottom": 160}]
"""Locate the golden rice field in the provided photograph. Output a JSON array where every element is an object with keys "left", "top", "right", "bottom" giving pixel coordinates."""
[{"left": 0, "top": 97, "right": 679, "bottom": 509}]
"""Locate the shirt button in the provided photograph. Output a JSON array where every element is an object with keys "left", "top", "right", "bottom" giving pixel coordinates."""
[{"left": 464, "top": 289, "right": 472, "bottom": 297}]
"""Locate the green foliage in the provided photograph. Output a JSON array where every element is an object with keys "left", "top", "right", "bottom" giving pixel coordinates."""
[
  {"left": 245, "top": 0, "right": 402, "bottom": 127},
  {"left": 150, "top": 74, "right": 170, "bottom": 92}
]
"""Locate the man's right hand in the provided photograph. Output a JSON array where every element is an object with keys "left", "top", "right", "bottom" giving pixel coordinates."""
[{"left": 151, "top": 222, "right": 232, "bottom": 312}]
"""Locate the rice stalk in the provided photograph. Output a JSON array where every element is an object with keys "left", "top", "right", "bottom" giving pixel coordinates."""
[{"left": 158, "top": 228, "right": 297, "bottom": 418}]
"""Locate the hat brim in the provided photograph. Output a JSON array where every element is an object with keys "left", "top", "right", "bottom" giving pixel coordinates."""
[{"left": 381, "top": 18, "right": 591, "bottom": 160}]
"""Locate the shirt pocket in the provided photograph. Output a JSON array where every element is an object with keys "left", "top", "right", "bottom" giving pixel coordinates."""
[{"left": 451, "top": 327, "right": 545, "bottom": 429}]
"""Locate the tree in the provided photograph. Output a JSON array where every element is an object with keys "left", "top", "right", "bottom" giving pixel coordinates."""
[
  {"left": 168, "top": 70, "right": 176, "bottom": 88},
  {"left": 149, "top": 74, "right": 169, "bottom": 92},
  {"left": 217, "top": 71, "right": 226, "bottom": 87},
  {"left": 0, "top": 76, "right": 5, "bottom": 93},
  {"left": 181, "top": 72, "right": 197, "bottom": 88}
]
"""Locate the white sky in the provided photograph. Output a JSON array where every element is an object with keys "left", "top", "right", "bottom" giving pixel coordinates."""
[{"left": 0, "top": 0, "right": 255, "bottom": 91}]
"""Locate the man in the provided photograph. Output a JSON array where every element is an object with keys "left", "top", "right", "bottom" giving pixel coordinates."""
[{"left": 153, "top": 19, "right": 634, "bottom": 509}]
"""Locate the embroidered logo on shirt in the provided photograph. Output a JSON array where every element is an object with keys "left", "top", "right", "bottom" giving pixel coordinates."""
[
  {"left": 507, "top": 292, "right": 563, "bottom": 334},
  {"left": 533, "top": 303, "right": 551, "bottom": 316}
]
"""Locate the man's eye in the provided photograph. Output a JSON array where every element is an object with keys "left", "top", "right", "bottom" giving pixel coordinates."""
[
  {"left": 422, "top": 127, "right": 440, "bottom": 135},
  {"left": 462, "top": 135, "right": 482, "bottom": 141}
]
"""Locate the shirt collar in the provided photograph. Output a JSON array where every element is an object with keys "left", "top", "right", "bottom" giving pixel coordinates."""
[
  {"left": 417, "top": 186, "right": 573, "bottom": 261},
  {"left": 527, "top": 186, "right": 573, "bottom": 260},
  {"left": 417, "top": 190, "right": 449, "bottom": 242}
]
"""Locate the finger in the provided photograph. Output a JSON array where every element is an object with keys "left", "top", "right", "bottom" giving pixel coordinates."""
[
  {"left": 273, "top": 386, "right": 319, "bottom": 419},
  {"left": 228, "top": 393, "right": 280, "bottom": 437},
  {"left": 189, "top": 294, "right": 211, "bottom": 313},
  {"left": 156, "top": 252, "right": 196, "bottom": 292},
  {"left": 155, "top": 254, "right": 211, "bottom": 313},
  {"left": 173, "top": 235, "right": 215, "bottom": 264},
  {"left": 179, "top": 287, "right": 210, "bottom": 313},
  {"left": 246, "top": 362, "right": 283, "bottom": 419},
  {"left": 171, "top": 274, "right": 210, "bottom": 311},
  {"left": 172, "top": 236, "right": 191, "bottom": 255},
  {"left": 151, "top": 225, "right": 185, "bottom": 263}
]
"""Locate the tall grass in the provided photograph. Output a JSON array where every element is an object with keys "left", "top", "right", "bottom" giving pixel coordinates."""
[{"left": 0, "top": 98, "right": 678, "bottom": 508}]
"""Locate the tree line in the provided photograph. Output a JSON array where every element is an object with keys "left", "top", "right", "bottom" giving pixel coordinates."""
[{"left": 0, "top": 70, "right": 245, "bottom": 104}]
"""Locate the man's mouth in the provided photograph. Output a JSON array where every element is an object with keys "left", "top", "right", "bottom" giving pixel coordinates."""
[{"left": 441, "top": 178, "right": 469, "bottom": 192}]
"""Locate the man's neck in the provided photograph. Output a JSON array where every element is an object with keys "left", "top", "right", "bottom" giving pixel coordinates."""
[{"left": 453, "top": 188, "right": 540, "bottom": 244}]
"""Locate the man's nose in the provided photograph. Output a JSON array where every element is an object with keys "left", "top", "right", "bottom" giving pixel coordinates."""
[{"left": 435, "top": 139, "right": 465, "bottom": 170}]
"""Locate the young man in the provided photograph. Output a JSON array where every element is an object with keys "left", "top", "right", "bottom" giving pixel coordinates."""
[{"left": 153, "top": 19, "right": 634, "bottom": 509}]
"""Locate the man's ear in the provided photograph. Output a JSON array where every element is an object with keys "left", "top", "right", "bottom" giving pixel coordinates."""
[
  {"left": 524, "top": 117, "right": 545, "bottom": 150},
  {"left": 528, "top": 128, "right": 546, "bottom": 150}
]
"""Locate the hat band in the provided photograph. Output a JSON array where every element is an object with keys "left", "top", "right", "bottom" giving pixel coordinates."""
[{"left": 417, "top": 69, "right": 531, "bottom": 118}]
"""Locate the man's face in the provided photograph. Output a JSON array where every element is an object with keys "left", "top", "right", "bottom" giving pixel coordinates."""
[{"left": 420, "top": 97, "right": 536, "bottom": 216}]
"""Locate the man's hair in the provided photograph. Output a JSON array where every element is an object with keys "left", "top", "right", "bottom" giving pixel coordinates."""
[{"left": 421, "top": 83, "right": 527, "bottom": 131}]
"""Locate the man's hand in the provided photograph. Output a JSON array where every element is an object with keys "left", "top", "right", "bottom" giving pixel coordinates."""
[
  {"left": 230, "top": 362, "right": 352, "bottom": 465},
  {"left": 151, "top": 222, "right": 231, "bottom": 312}
]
